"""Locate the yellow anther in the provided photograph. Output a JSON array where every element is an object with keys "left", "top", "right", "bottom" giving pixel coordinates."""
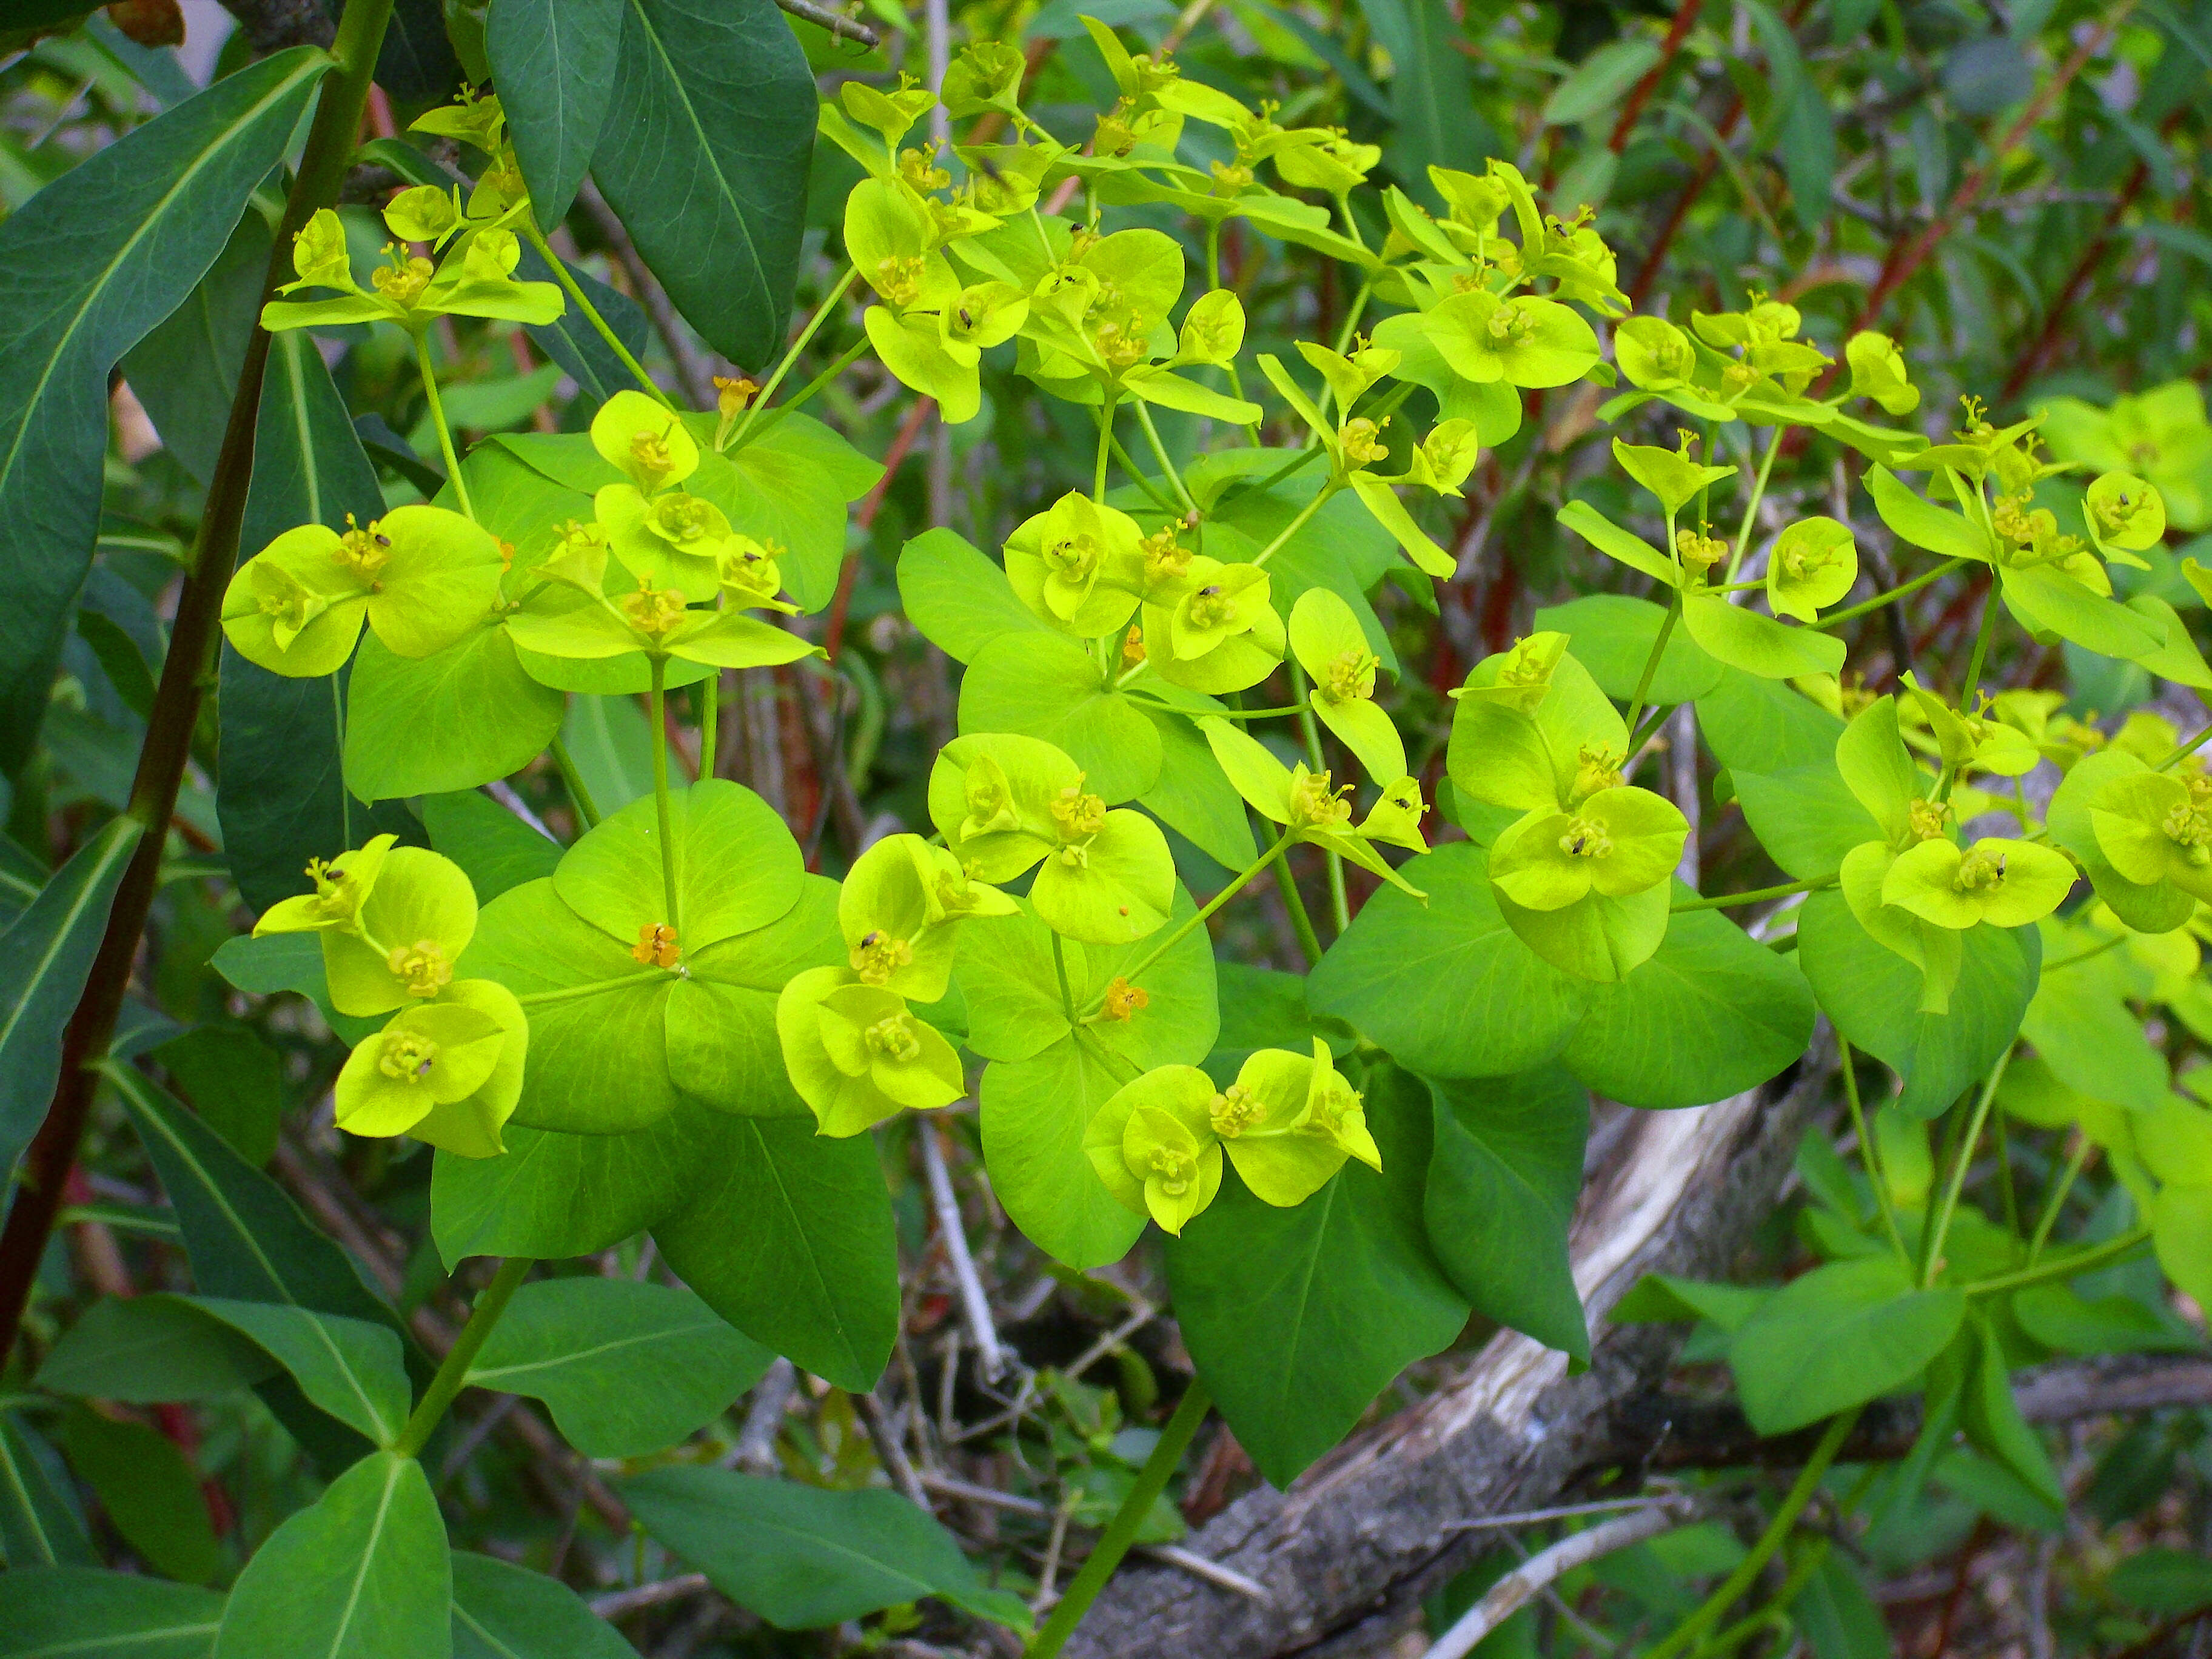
[
  {"left": 1044, "top": 532, "right": 1100, "bottom": 581},
  {"left": 620, "top": 577, "right": 689, "bottom": 637},
  {"left": 333, "top": 513, "right": 391, "bottom": 582},
  {"left": 1142, "top": 528, "right": 1192, "bottom": 584},
  {"left": 1290, "top": 769, "right": 1353, "bottom": 831},
  {"left": 1185, "top": 584, "right": 1233, "bottom": 630},
  {"left": 377, "top": 1029, "right": 438, "bottom": 1084},
  {"left": 2165, "top": 799, "right": 2212, "bottom": 863},
  {"left": 1210, "top": 1084, "right": 1262, "bottom": 1138},
  {"left": 1572, "top": 745, "right": 1624, "bottom": 802},
  {"left": 1908, "top": 799, "right": 1952, "bottom": 842},
  {"left": 1339, "top": 417, "right": 1390, "bottom": 469},
  {"left": 1953, "top": 846, "right": 2008, "bottom": 892},
  {"left": 1675, "top": 526, "right": 1727, "bottom": 571},
  {"left": 713, "top": 375, "right": 758, "bottom": 418},
  {"left": 1121, "top": 625, "right": 1147, "bottom": 666},
  {"left": 897, "top": 144, "right": 951, "bottom": 191},
  {"left": 863, "top": 1011, "right": 922, "bottom": 1063},
  {"left": 1320, "top": 647, "right": 1375, "bottom": 705},
  {"left": 850, "top": 928, "right": 914, "bottom": 985},
  {"left": 629, "top": 429, "right": 675, "bottom": 485},
  {"left": 875, "top": 253, "right": 928, "bottom": 307},
  {"left": 1558, "top": 814, "right": 1612, "bottom": 859},
  {"left": 1050, "top": 782, "right": 1107, "bottom": 842},
  {"left": 370, "top": 250, "right": 434, "bottom": 307},
  {"left": 387, "top": 939, "right": 452, "bottom": 998}
]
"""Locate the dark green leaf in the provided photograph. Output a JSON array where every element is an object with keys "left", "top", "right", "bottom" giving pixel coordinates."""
[
  {"left": 466, "top": 1278, "right": 773, "bottom": 1457},
  {"left": 1169, "top": 1066, "right": 1468, "bottom": 1486},
  {"left": 1310, "top": 842, "right": 1589, "bottom": 1079},
  {"left": 38, "top": 1294, "right": 278, "bottom": 1401},
  {"left": 1797, "top": 892, "right": 2040, "bottom": 1116},
  {"left": 1424, "top": 1066, "right": 1589, "bottom": 1359},
  {"left": 119, "top": 208, "right": 269, "bottom": 486},
  {"left": 61, "top": 1404, "right": 222, "bottom": 1585},
  {"left": 592, "top": 0, "right": 816, "bottom": 368},
  {"left": 1797, "top": 1552, "right": 1889, "bottom": 1659},
  {"left": 622, "top": 1466, "right": 1030, "bottom": 1630},
  {"left": 213, "top": 1453, "right": 450, "bottom": 1659},
  {"left": 156, "top": 1024, "right": 283, "bottom": 1167},
  {"left": 377, "top": 0, "right": 466, "bottom": 102},
  {"left": 2111, "top": 1549, "right": 2212, "bottom": 1617},
  {"left": 0, "top": 48, "right": 328, "bottom": 770},
  {"left": 0, "top": 817, "right": 142, "bottom": 1178},
  {"left": 422, "top": 790, "right": 562, "bottom": 903},
  {"left": 450, "top": 1552, "right": 634, "bottom": 1659},
  {"left": 0, "top": 1567, "right": 223, "bottom": 1658},
  {"left": 166, "top": 1294, "right": 411, "bottom": 1448},
  {"left": 514, "top": 238, "right": 652, "bottom": 407},
  {"left": 488, "top": 0, "right": 622, "bottom": 225},
  {"left": 1561, "top": 900, "right": 1816, "bottom": 1107},
  {"left": 0, "top": 1412, "right": 94, "bottom": 1569}
]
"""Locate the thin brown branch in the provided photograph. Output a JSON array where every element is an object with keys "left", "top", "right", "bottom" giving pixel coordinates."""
[
  {"left": 1609, "top": 0, "right": 1703, "bottom": 155},
  {"left": 774, "top": 0, "right": 878, "bottom": 48}
]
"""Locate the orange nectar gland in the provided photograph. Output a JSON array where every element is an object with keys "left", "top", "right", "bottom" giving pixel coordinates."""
[
  {"left": 850, "top": 929, "right": 913, "bottom": 985},
  {"left": 1121, "top": 625, "right": 1146, "bottom": 666},
  {"left": 1099, "top": 977, "right": 1148, "bottom": 1021},
  {"left": 632, "top": 923, "right": 681, "bottom": 968},
  {"left": 387, "top": 939, "right": 453, "bottom": 998},
  {"left": 333, "top": 514, "right": 391, "bottom": 583}
]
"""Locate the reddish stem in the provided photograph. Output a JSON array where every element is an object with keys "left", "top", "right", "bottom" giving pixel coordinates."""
[
  {"left": 825, "top": 394, "right": 936, "bottom": 665},
  {"left": 1609, "top": 0, "right": 1703, "bottom": 155}
]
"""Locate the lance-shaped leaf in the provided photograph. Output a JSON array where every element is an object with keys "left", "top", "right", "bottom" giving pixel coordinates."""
[
  {"left": 449, "top": 1552, "right": 639, "bottom": 1659},
  {"left": 591, "top": 0, "right": 816, "bottom": 368},
  {"left": 0, "top": 817, "right": 142, "bottom": 1180},
  {"left": 488, "top": 0, "right": 623, "bottom": 226},
  {"left": 148, "top": 1294, "right": 412, "bottom": 1449},
  {"left": 1558, "top": 498, "right": 1678, "bottom": 588},
  {"left": 1865, "top": 465, "right": 1993, "bottom": 563},
  {"left": 0, "top": 47, "right": 330, "bottom": 770},
  {"left": 1681, "top": 592, "right": 1846, "bottom": 680},
  {"left": 213, "top": 1453, "right": 451, "bottom": 1659},
  {"left": 0, "top": 1569, "right": 224, "bottom": 1659}
]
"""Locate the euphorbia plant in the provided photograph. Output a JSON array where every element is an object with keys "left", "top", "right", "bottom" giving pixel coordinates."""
[{"left": 2, "top": 3, "right": 2209, "bottom": 1655}]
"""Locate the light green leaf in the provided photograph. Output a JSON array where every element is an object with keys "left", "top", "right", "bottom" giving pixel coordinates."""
[
  {"left": 1728, "top": 1256, "right": 1966, "bottom": 1434},
  {"left": 897, "top": 527, "right": 1048, "bottom": 665},
  {"left": 1558, "top": 499, "right": 1677, "bottom": 587},
  {"left": 981, "top": 1037, "right": 1149, "bottom": 1270},
  {"left": 1533, "top": 595, "right": 1722, "bottom": 705},
  {"left": 1681, "top": 593, "right": 1846, "bottom": 680},
  {"left": 959, "top": 631, "right": 1164, "bottom": 802},
  {"left": 1866, "top": 465, "right": 1993, "bottom": 562},
  {"left": 344, "top": 628, "right": 565, "bottom": 802}
]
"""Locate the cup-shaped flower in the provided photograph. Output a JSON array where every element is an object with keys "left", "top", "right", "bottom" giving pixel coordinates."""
[
  {"left": 777, "top": 967, "right": 965, "bottom": 1136},
  {"left": 333, "top": 978, "right": 526, "bottom": 1157},
  {"left": 925, "top": 734, "right": 1173, "bottom": 942},
  {"left": 1447, "top": 631, "right": 1567, "bottom": 715},
  {"left": 1487, "top": 786, "right": 1688, "bottom": 911},
  {"left": 221, "top": 506, "right": 504, "bottom": 677},
  {"left": 1880, "top": 836, "right": 2077, "bottom": 930},
  {"left": 1273, "top": 133, "right": 1380, "bottom": 194},
  {"left": 257, "top": 842, "right": 478, "bottom": 1017},
  {"left": 1423, "top": 289, "right": 1600, "bottom": 389},
  {"left": 1139, "top": 557, "right": 1285, "bottom": 694},
  {"left": 1004, "top": 491, "right": 1147, "bottom": 636},
  {"left": 845, "top": 178, "right": 961, "bottom": 314},
  {"left": 1197, "top": 717, "right": 1427, "bottom": 897},
  {"left": 1215, "top": 1040, "right": 1379, "bottom": 1204},
  {"left": 1612, "top": 435, "right": 1735, "bottom": 520},
  {"left": 1082, "top": 1065, "right": 1224, "bottom": 1235},
  {"left": 1174, "top": 289, "right": 1245, "bottom": 366},
  {"left": 839, "top": 832, "right": 1013, "bottom": 1001},
  {"left": 504, "top": 572, "right": 820, "bottom": 674},
  {"left": 1766, "top": 517, "right": 1858, "bottom": 623},
  {"left": 1902, "top": 675, "right": 2041, "bottom": 779},
  {"left": 596, "top": 482, "right": 731, "bottom": 591},
  {"left": 1614, "top": 315, "right": 1698, "bottom": 390},
  {"left": 592, "top": 390, "right": 698, "bottom": 493},
  {"left": 2085, "top": 471, "right": 2167, "bottom": 560},
  {"left": 1846, "top": 330, "right": 1919, "bottom": 414},
  {"left": 2091, "top": 771, "right": 2212, "bottom": 904},
  {"left": 1289, "top": 588, "right": 1404, "bottom": 780},
  {"left": 414, "top": 227, "right": 563, "bottom": 326}
]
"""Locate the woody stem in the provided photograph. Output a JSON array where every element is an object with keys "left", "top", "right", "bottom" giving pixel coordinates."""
[
  {"left": 649, "top": 656, "right": 681, "bottom": 939},
  {"left": 414, "top": 330, "right": 475, "bottom": 521}
]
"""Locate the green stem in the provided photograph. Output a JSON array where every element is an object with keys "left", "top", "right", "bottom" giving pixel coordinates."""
[
  {"left": 1965, "top": 1224, "right": 2153, "bottom": 1296},
  {"left": 1287, "top": 662, "right": 1349, "bottom": 935},
  {"left": 390, "top": 1256, "right": 532, "bottom": 1459},
  {"left": 1094, "top": 397, "right": 1118, "bottom": 500},
  {"left": 1629, "top": 700, "right": 1678, "bottom": 754},
  {"left": 1025, "top": 1381, "right": 1212, "bottom": 1659},
  {"left": 698, "top": 673, "right": 719, "bottom": 783},
  {"left": 550, "top": 734, "right": 601, "bottom": 829},
  {"left": 521, "top": 221, "right": 668, "bottom": 406},
  {"left": 1105, "top": 432, "right": 1179, "bottom": 512},
  {"left": 1052, "top": 933, "right": 1078, "bottom": 1024},
  {"left": 1273, "top": 855, "right": 1327, "bottom": 966},
  {"left": 1641, "top": 1408, "right": 1862, "bottom": 1659},
  {"left": 1251, "top": 485, "right": 1336, "bottom": 569},
  {"left": 738, "top": 338, "right": 870, "bottom": 449},
  {"left": 414, "top": 331, "right": 474, "bottom": 520},
  {"left": 1809, "top": 559, "right": 1970, "bottom": 631},
  {"left": 1131, "top": 398, "right": 1198, "bottom": 516},
  {"left": 1671, "top": 873, "right": 1835, "bottom": 912},
  {"left": 2157, "top": 716, "right": 2212, "bottom": 772},
  {"left": 731, "top": 263, "right": 859, "bottom": 447},
  {"left": 1107, "top": 830, "right": 1295, "bottom": 996},
  {"left": 1841, "top": 1039, "right": 1912, "bottom": 1267},
  {"left": 2043, "top": 932, "right": 2125, "bottom": 973},
  {"left": 1623, "top": 588, "right": 1683, "bottom": 737},
  {"left": 1957, "top": 571, "right": 2006, "bottom": 711},
  {"left": 1922, "top": 1047, "right": 2011, "bottom": 1287},
  {"left": 649, "top": 656, "right": 680, "bottom": 938},
  {"left": 1723, "top": 425, "right": 1785, "bottom": 583},
  {"left": 1331, "top": 276, "right": 1374, "bottom": 354},
  {"left": 1252, "top": 444, "right": 1326, "bottom": 495},
  {"left": 2026, "top": 1135, "right": 2093, "bottom": 1264},
  {"left": 1689, "top": 1541, "right": 1829, "bottom": 1659}
]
